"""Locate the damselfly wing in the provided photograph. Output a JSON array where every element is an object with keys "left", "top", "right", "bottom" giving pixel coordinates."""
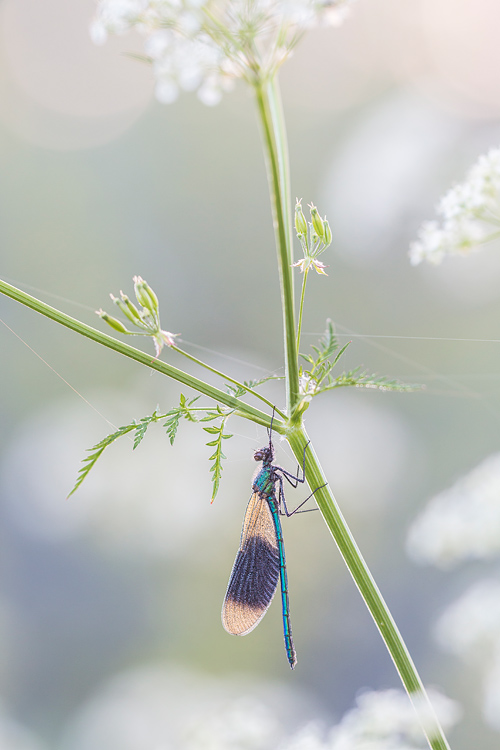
[{"left": 222, "top": 491, "right": 281, "bottom": 636}]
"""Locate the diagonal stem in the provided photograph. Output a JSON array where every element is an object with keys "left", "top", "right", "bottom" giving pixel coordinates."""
[
  {"left": 255, "top": 71, "right": 452, "bottom": 750},
  {"left": 170, "top": 344, "right": 285, "bottom": 419},
  {"left": 286, "top": 427, "right": 452, "bottom": 750},
  {"left": 0, "top": 278, "right": 274, "bottom": 430}
]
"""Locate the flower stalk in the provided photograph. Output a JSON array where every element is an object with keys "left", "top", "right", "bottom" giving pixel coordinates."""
[
  {"left": 293, "top": 200, "right": 332, "bottom": 352},
  {"left": 255, "top": 78, "right": 299, "bottom": 416},
  {"left": 255, "top": 71, "right": 452, "bottom": 750},
  {"left": 98, "top": 276, "right": 286, "bottom": 419},
  {"left": 0, "top": 4, "right": 453, "bottom": 741},
  {"left": 286, "top": 427, "right": 451, "bottom": 750},
  {"left": 0, "top": 278, "right": 274, "bottom": 430}
]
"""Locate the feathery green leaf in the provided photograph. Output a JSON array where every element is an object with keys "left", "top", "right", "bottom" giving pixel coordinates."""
[
  {"left": 68, "top": 422, "right": 138, "bottom": 498},
  {"left": 203, "top": 409, "right": 233, "bottom": 502}
]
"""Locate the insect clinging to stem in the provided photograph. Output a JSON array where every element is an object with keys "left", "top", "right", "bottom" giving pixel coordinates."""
[{"left": 221, "top": 411, "right": 323, "bottom": 668}]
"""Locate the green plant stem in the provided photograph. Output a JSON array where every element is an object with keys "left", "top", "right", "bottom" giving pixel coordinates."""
[
  {"left": 1, "top": 74, "right": 452, "bottom": 748},
  {"left": 256, "top": 73, "right": 451, "bottom": 750},
  {"left": 287, "top": 427, "right": 451, "bottom": 750},
  {"left": 0, "top": 279, "right": 277, "bottom": 431},
  {"left": 296, "top": 268, "right": 308, "bottom": 353},
  {"left": 255, "top": 77, "right": 300, "bottom": 416},
  {"left": 170, "top": 344, "right": 286, "bottom": 419}
]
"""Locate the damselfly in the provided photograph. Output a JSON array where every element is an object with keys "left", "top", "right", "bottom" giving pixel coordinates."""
[{"left": 222, "top": 419, "right": 319, "bottom": 669}]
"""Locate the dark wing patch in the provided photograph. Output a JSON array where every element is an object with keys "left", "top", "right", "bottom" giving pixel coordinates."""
[{"left": 222, "top": 493, "right": 280, "bottom": 636}]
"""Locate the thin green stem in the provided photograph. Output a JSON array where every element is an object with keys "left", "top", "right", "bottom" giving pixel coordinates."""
[
  {"left": 287, "top": 427, "right": 451, "bottom": 750},
  {"left": 170, "top": 344, "right": 286, "bottom": 419},
  {"left": 296, "top": 268, "right": 308, "bottom": 353},
  {"left": 1, "top": 67, "right": 452, "bottom": 748},
  {"left": 0, "top": 278, "right": 279, "bottom": 431},
  {"left": 254, "top": 77, "right": 299, "bottom": 416},
  {"left": 255, "top": 70, "right": 452, "bottom": 750}
]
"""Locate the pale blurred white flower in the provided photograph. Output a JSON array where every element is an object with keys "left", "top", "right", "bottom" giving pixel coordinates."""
[
  {"left": 280, "top": 723, "right": 326, "bottom": 750},
  {"left": 434, "top": 579, "right": 500, "bottom": 658},
  {"left": 278, "top": 689, "right": 460, "bottom": 750},
  {"left": 60, "top": 665, "right": 311, "bottom": 750},
  {"left": 326, "top": 689, "right": 459, "bottom": 750},
  {"left": 62, "top": 671, "right": 459, "bottom": 750},
  {"left": 406, "top": 453, "right": 500, "bottom": 569},
  {"left": 90, "top": 0, "right": 147, "bottom": 43},
  {"left": 91, "top": 0, "right": 355, "bottom": 104},
  {"left": 185, "top": 696, "right": 279, "bottom": 749},
  {"left": 434, "top": 580, "right": 500, "bottom": 733},
  {"left": 482, "top": 647, "right": 500, "bottom": 731},
  {"left": 410, "top": 147, "right": 500, "bottom": 265}
]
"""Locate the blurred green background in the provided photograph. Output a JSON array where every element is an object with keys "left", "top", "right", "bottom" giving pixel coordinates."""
[{"left": 1, "top": 0, "right": 500, "bottom": 747}]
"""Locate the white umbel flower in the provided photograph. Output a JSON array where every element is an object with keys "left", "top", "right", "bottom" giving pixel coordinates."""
[
  {"left": 410, "top": 148, "right": 500, "bottom": 265},
  {"left": 327, "top": 688, "right": 460, "bottom": 750},
  {"left": 434, "top": 581, "right": 500, "bottom": 733},
  {"left": 435, "top": 579, "right": 500, "bottom": 657},
  {"left": 91, "top": 0, "right": 355, "bottom": 104},
  {"left": 90, "top": 0, "right": 148, "bottom": 43},
  {"left": 407, "top": 453, "right": 500, "bottom": 569}
]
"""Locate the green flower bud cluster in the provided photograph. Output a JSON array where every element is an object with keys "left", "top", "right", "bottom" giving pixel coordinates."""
[
  {"left": 97, "top": 276, "right": 178, "bottom": 356},
  {"left": 292, "top": 199, "right": 332, "bottom": 275},
  {"left": 294, "top": 201, "right": 308, "bottom": 238},
  {"left": 310, "top": 205, "right": 332, "bottom": 246}
]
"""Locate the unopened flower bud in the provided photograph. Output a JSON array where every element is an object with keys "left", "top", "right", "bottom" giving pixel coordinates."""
[
  {"left": 96, "top": 309, "right": 129, "bottom": 334},
  {"left": 310, "top": 205, "right": 325, "bottom": 240},
  {"left": 295, "top": 200, "right": 308, "bottom": 237},
  {"left": 111, "top": 293, "right": 141, "bottom": 325},
  {"left": 133, "top": 275, "right": 156, "bottom": 314},
  {"left": 102, "top": 277, "right": 174, "bottom": 356},
  {"left": 323, "top": 220, "right": 332, "bottom": 246},
  {"left": 142, "top": 279, "right": 159, "bottom": 313}
]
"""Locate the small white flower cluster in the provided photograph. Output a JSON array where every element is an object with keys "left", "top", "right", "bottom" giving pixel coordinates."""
[
  {"left": 280, "top": 689, "right": 459, "bottom": 750},
  {"left": 410, "top": 148, "right": 500, "bottom": 265},
  {"left": 406, "top": 453, "right": 500, "bottom": 569},
  {"left": 434, "top": 579, "right": 500, "bottom": 731},
  {"left": 90, "top": 0, "right": 355, "bottom": 105},
  {"left": 435, "top": 579, "right": 500, "bottom": 657},
  {"left": 55, "top": 658, "right": 460, "bottom": 750}
]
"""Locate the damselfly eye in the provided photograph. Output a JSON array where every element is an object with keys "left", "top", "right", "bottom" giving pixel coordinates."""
[{"left": 254, "top": 446, "right": 271, "bottom": 462}]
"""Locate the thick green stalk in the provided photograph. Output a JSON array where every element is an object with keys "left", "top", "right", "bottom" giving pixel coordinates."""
[
  {"left": 286, "top": 428, "right": 451, "bottom": 750},
  {"left": 255, "top": 78, "right": 300, "bottom": 416},
  {"left": 0, "top": 279, "right": 276, "bottom": 430},
  {"left": 1, "top": 74, "right": 452, "bottom": 747},
  {"left": 255, "top": 74, "right": 451, "bottom": 750}
]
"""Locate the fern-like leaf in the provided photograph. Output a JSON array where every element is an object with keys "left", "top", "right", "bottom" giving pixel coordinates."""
[
  {"left": 202, "top": 406, "right": 233, "bottom": 501},
  {"left": 163, "top": 410, "right": 182, "bottom": 444},
  {"left": 225, "top": 375, "right": 282, "bottom": 398},
  {"left": 329, "top": 368, "right": 421, "bottom": 392},
  {"left": 68, "top": 422, "right": 137, "bottom": 498},
  {"left": 163, "top": 394, "right": 200, "bottom": 444},
  {"left": 69, "top": 396, "right": 209, "bottom": 498},
  {"left": 296, "top": 319, "right": 418, "bottom": 404},
  {"left": 133, "top": 409, "right": 160, "bottom": 449}
]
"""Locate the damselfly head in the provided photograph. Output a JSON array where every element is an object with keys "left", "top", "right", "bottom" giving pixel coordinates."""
[{"left": 254, "top": 445, "right": 274, "bottom": 463}]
